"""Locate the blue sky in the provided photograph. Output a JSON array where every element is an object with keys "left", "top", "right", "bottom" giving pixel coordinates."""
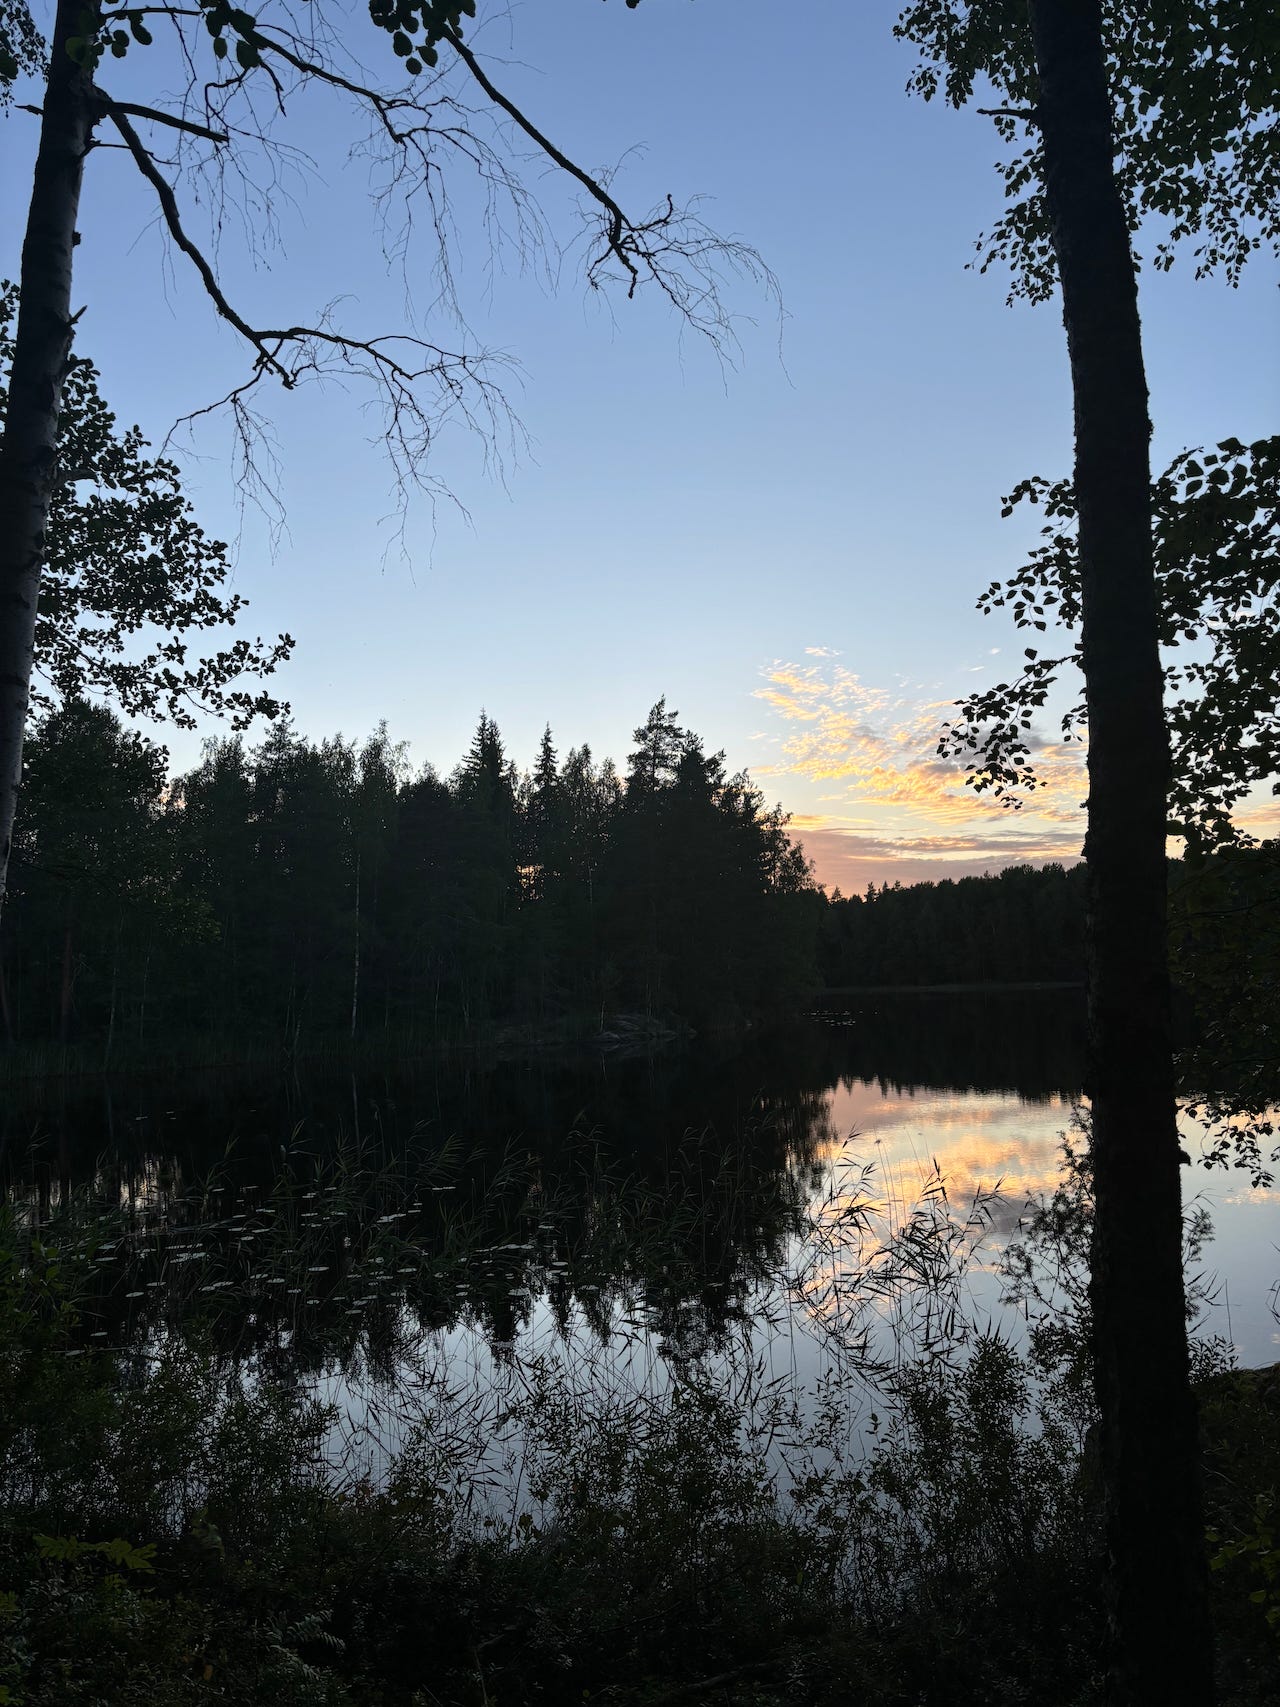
[{"left": 4, "top": 0, "right": 1276, "bottom": 889}]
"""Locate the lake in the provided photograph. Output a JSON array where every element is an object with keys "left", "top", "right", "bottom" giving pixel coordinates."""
[{"left": 4, "top": 990, "right": 1277, "bottom": 1478}]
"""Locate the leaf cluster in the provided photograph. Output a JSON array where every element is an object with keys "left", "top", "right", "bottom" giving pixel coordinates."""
[
  {"left": 1, "top": 285, "right": 293, "bottom": 730},
  {"left": 368, "top": 0, "right": 474, "bottom": 77},
  {"left": 0, "top": 0, "right": 42, "bottom": 100},
  {"left": 63, "top": 0, "right": 490, "bottom": 82},
  {"left": 895, "top": 0, "right": 1280, "bottom": 300},
  {"left": 939, "top": 435, "right": 1280, "bottom": 854}
]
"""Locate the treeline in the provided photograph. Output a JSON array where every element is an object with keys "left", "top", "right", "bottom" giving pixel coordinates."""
[
  {"left": 818, "top": 862, "right": 1088, "bottom": 988},
  {"left": 0, "top": 698, "right": 820, "bottom": 1052},
  {"left": 10, "top": 690, "right": 1276, "bottom": 1060}
]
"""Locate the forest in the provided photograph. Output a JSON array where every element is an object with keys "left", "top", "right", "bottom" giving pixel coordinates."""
[
  {"left": 820, "top": 860, "right": 1086, "bottom": 988},
  {"left": 2, "top": 0, "right": 1279, "bottom": 1704},
  {"left": 8, "top": 696, "right": 1275, "bottom": 1110},
  {"left": 1, "top": 698, "right": 820, "bottom": 1053}
]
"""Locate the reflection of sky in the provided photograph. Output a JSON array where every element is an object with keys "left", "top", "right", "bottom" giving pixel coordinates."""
[
  {"left": 827, "top": 1079, "right": 1072, "bottom": 1201},
  {"left": 326, "top": 1077, "right": 1280, "bottom": 1490},
  {"left": 811, "top": 1079, "right": 1280, "bottom": 1370}
]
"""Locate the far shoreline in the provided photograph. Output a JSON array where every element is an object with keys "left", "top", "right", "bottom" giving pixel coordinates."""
[{"left": 817, "top": 980, "right": 1085, "bottom": 996}]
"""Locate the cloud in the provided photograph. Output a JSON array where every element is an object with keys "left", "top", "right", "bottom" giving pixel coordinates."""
[
  {"left": 754, "top": 656, "right": 1088, "bottom": 889},
  {"left": 757, "top": 660, "right": 1085, "bottom": 828},
  {"left": 795, "top": 827, "right": 1083, "bottom": 894},
  {"left": 1235, "top": 799, "right": 1280, "bottom": 836},
  {"left": 805, "top": 645, "right": 843, "bottom": 658}
]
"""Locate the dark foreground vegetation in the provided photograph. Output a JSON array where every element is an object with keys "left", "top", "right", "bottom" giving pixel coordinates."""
[{"left": 1, "top": 1134, "right": 1277, "bottom": 1707}]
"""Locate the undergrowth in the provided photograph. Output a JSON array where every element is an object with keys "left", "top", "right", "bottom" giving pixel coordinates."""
[{"left": 0, "top": 1128, "right": 1274, "bottom": 1705}]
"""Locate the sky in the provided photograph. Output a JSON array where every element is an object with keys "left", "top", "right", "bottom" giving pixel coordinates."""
[{"left": 3, "top": 0, "right": 1277, "bottom": 891}]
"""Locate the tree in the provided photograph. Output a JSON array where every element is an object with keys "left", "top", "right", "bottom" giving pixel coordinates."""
[
  {"left": 0, "top": 0, "right": 770, "bottom": 902},
  {"left": 941, "top": 435, "right": 1280, "bottom": 858},
  {"left": 626, "top": 698, "right": 687, "bottom": 797},
  {"left": 349, "top": 723, "right": 406, "bottom": 1037},
  {"left": 0, "top": 283, "right": 293, "bottom": 729},
  {"left": 943, "top": 434, "right": 1280, "bottom": 1183},
  {"left": 525, "top": 724, "right": 562, "bottom": 894},
  {"left": 5, "top": 697, "right": 184, "bottom": 1047},
  {"left": 892, "top": 0, "right": 1280, "bottom": 1696},
  {"left": 168, "top": 733, "right": 257, "bottom": 1031}
]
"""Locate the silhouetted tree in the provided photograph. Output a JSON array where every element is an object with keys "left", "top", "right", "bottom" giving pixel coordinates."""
[
  {"left": 6, "top": 699, "right": 188, "bottom": 1048},
  {"left": 895, "top": 0, "right": 1280, "bottom": 1692},
  {"left": 0, "top": 286, "right": 292, "bottom": 734}
]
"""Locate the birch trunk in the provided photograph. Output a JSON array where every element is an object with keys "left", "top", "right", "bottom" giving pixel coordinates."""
[
  {"left": 1026, "top": 1, "right": 1213, "bottom": 1698},
  {"left": 0, "top": 0, "right": 98, "bottom": 902}
]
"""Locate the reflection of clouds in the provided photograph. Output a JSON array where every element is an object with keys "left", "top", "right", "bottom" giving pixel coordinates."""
[
  {"left": 828, "top": 1080, "right": 1072, "bottom": 1170},
  {"left": 825, "top": 1085, "right": 1072, "bottom": 1242},
  {"left": 794, "top": 1083, "right": 1280, "bottom": 1371},
  {"left": 1214, "top": 1188, "right": 1280, "bottom": 1209}
]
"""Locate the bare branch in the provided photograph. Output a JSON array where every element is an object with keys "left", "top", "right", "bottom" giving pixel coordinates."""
[
  {"left": 444, "top": 25, "right": 643, "bottom": 292},
  {"left": 107, "top": 104, "right": 294, "bottom": 384},
  {"left": 441, "top": 23, "right": 779, "bottom": 352},
  {"left": 96, "top": 91, "right": 229, "bottom": 145},
  {"left": 249, "top": 24, "right": 410, "bottom": 130}
]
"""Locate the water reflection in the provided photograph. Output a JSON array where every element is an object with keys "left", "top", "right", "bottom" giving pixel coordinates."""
[{"left": 3, "top": 989, "right": 1276, "bottom": 1380}]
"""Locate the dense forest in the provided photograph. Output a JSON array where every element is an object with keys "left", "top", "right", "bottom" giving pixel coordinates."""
[
  {"left": 9, "top": 692, "right": 1276, "bottom": 1072},
  {"left": 0, "top": 697, "right": 820, "bottom": 1051},
  {"left": 819, "top": 861, "right": 1087, "bottom": 987}
]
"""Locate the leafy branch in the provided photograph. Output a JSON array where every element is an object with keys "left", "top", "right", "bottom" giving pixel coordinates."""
[{"left": 940, "top": 436, "right": 1280, "bottom": 853}]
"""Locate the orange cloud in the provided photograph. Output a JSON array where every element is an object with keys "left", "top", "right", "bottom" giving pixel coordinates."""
[{"left": 755, "top": 658, "right": 1088, "bottom": 888}]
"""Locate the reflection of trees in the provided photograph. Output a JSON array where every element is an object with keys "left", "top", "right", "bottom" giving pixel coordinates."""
[
  {"left": 811, "top": 990, "right": 1085, "bottom": 1100},
  {"left": 1, "top": 998, "right": 1082, "bottom": 1375}
]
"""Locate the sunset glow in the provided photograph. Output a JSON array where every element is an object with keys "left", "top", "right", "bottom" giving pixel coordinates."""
[{"left": 751, "top": 657, "right": 1088, "bottom": 891}]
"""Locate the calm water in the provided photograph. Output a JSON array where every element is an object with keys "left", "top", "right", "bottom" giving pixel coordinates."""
[{"left": 4, "top": 992, "right": 1277, "bottom": 1439}]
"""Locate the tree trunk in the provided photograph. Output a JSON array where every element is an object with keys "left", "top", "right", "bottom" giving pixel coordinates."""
[
  {"left": 1026, "top": 1, "right": 1213, "bottom": 1700},
  {"left": 104, "top": 914, "right": 120, "bottom": 1068},
  {"left": 351, "top": 845, "right": 361, "bottom": 1039},
  {"left": 0, "top": 939, "right": 12, "bottom": 1044},
  {"left": 0, "top": 0, "right": 98, "bottom": 904},
  {"left": 58, "top": 897, "right": 74, "bottom": 1044}
]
